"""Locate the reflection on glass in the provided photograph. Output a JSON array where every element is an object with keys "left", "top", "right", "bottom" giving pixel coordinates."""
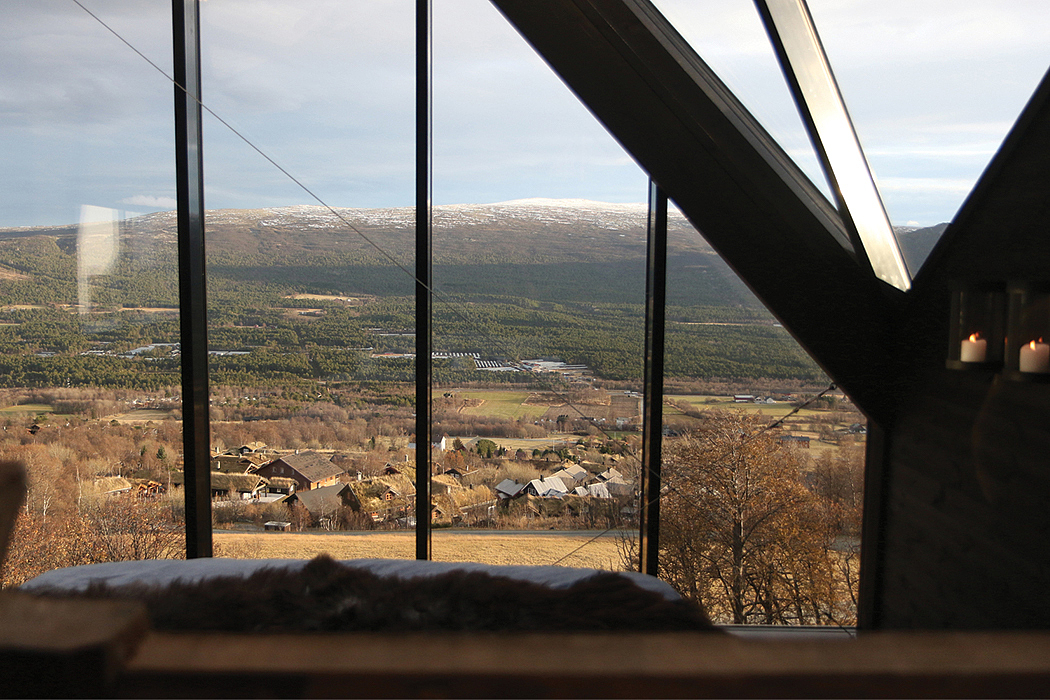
[
  {"left": 77, "top": 205, "right": 121, "bottom": 313},
  {"left": 201, "top": 1, "right": 416, "bottom": 560},
  {"left": 0, "top": 3, "right": 182, "bottom": 586},
  {"left": 658, "top": 210, "right": 863, "bottom": 625}
]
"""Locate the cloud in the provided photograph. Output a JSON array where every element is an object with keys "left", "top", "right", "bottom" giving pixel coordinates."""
[{"left": 120, "top": 195, "right": 176, "bottom": 209}]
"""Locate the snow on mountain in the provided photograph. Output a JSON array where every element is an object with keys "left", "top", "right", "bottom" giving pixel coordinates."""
[
  {"left": 1, "top": 199, "right": 693, "bottom": 236},
  {"left": 192, "top": 199, "right": 683, "bottom": 232}
]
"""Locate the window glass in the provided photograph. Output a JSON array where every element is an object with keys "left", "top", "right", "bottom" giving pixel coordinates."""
[
  {"left": 430, "top": 0, "right": 648, "bottom": 569},
  {"left": 657, "top": 0, "right": 1050, "bottom": 273},
  {"left": 808, "top": 0, "right": 1050, "bottom": 271},
  {"left": 201, "top": 1, "right": 417, "bottom": 560},
  {"left": 651, "top": 0, "right": 830, "bottom": 201},
  {"left": 657, "top": 208, "right": 864, "bottom": 625},
  {"left": 0, "top": 2, "right": 182, "bottom": 586}
]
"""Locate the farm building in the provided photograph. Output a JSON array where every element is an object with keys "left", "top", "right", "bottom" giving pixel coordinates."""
[
  {"left": 93, "top": 476, "right": 132, "bottom": 497},
  {"left": 779, "top": 435, "right": 811, "bottom": 448},
  {"left": 254, "top": 452, "right": 343, "bottom": 491},
  {"left": 284, "top": 483, "right": 361, "bottom": 520},
  {"left": 171, "top": 472, "right": 269, "bottom": 500}
]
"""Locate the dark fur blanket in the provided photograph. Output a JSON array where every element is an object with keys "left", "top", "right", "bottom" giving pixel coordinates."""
[{"left": 33, "top": 556, "right": 715, "bottom": 633}]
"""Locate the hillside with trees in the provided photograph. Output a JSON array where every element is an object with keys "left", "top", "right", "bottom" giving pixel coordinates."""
[{"left": 0, "top": 202, "right": 844, "bottom": 392}]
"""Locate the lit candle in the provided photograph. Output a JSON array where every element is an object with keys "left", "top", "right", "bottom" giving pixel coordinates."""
[
  {"left": 1019, "top": 339, "right": 1050, "bottom": 373},
  {"left": 960, "top": 333, "right": 987, "bottom": 363}
]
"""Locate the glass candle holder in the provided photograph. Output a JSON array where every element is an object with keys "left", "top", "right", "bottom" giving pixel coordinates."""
[
  {"left": 1005, "top": 284, "right": 1050, "bottom": 381},
  {"left": 946, "top": 285, "right": 1005, "bottom": 371}
]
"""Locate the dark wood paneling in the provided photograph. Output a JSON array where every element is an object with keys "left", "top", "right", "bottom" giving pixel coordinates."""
[{"left": 873, "top": 66, "right": 1050, "bottom": 628}]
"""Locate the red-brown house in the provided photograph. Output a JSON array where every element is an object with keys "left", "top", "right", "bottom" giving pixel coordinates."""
[{"left": 254, "top": 452, "right": 343, "bottom": 492}]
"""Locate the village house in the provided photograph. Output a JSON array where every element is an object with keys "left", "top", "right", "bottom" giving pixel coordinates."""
[
  {"left": 229, "top": 441, "right": 268, "bottom": 455},
  {"left": 523, "top": 476, "right": 569, "bottom": 498},
  {"left": 253, "top": 451, "right": 343, "bottom": 491},
  {"left": 602, "top": 476, "right": 634, "bottom": 498},
  {"left": 210, "top": 452, "right": 268, "bottom": 474},
  {"left": 406, "top": 435, "right": 448, "bottom": 452},
  {"left": 283, "top": 483, "right": 362, "bottom": 526},
  {"left": 430, "top": 474, "right": 461, "bottom": 496},
  {"left": 494, "top": 479, "right": 524, "bottom": 501},
  {"left": 262, "top": 476, "right": 296, "bottom": 497},
  {"left": 170, "top": 472, "right": 270, "bottom": 500},
  {"left": 549, "top": 464, "right": 588, "bottom": 486},
  {"left": 574, "top": 482, "right": 611, "bottom": 499}
]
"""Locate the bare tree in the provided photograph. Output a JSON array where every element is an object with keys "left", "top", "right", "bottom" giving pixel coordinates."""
[{"left": 644, "top": 410, "right": 853, "bottom": 625}]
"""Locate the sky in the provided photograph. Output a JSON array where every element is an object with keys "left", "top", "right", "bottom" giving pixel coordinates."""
[{"left": 2, "top": 0, "right": 1049, "bottom": 229}]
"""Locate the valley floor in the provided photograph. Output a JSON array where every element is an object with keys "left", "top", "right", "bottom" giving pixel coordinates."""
[{"left": 214, "top": 530, "right": 625, "bottom": 571}]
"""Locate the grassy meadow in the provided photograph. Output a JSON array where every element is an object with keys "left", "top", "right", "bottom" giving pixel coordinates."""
[
  {"left": 214, "top": 531, "right": 625, "bottom": 571},
  {"left": 0, "top": 403, "right": 53, "bottom": 415},
  {"left": 451, "top": 390, "right": 549, "bottom": 420}
]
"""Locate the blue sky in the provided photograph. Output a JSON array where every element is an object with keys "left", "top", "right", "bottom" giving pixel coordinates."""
[{"left": 2, "top": 0, "right": 1049, "bottom": 228}]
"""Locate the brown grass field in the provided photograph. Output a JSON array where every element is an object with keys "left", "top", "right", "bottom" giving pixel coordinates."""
[
  {"left": 106, "top": 409, "right": 174, "bottom": 423},
  {"left": 214, "top": 531, "right": 626, "bottom": 571}
]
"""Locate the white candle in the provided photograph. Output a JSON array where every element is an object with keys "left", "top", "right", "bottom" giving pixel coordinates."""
[
  {"left": 960, "top": 333, "right": 987, "bottom": 363},
  {"left": 1019, "top": 339, "right": 1050, "bottom": 373}
]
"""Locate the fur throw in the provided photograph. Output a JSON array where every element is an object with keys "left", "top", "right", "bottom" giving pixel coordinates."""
[{"left": 33, "top": 555, "right": 715, "bottom": 633}]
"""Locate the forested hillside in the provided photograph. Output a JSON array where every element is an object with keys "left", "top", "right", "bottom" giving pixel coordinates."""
[{"left": 0, "top": 201, "right": 924, "bottom": 391}]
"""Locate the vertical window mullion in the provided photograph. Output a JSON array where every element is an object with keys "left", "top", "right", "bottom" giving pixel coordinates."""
[
  {"left": 639, "top": 180, "right": 668, "bottom": 575},
  {"left": 172, "top": 0, "right": 212, "bottom": 558},
  {"left": 415, "top": 0, "right": 433, "bottom": 560}
]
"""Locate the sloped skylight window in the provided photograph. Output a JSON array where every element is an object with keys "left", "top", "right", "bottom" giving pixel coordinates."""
[
  {"left": 654, "top": 0, "right": 1050, "bottom": 274},
  {"left": 809, "top": 0, "right": 1050, "bottom": 229},
  {"left": 651, "top": 0, "right": 832, "bottom": 203}
]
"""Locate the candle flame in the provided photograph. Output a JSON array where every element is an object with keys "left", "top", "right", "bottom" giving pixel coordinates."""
[
  {"left": 969, "top": 333, "right": 979, "bottom": 342},
  {"left": 1032, "top": 340, "right": 1040, "bottom": 350}
]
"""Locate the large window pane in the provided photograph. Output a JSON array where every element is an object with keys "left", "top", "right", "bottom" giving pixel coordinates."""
[
  {"left": 430, "top": 0, "right": 648, "bottom": 569},
  {"left": 652, "top": 0, "right": 830, "bottom": 201},
  {"left": 0, "top": 2, "right": 182, "bottom": 586},
  {"left": 201, "top": 1, "right": 417, "bottom": 560},
  {"left": 656, "top": 210, "right": 864, "bottom": 625}
]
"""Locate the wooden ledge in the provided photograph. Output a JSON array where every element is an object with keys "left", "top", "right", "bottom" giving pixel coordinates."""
[
  {"left": 119, "top": 630, "right": 1050, "bottom": 698},
  {"left": 0, "top": 591, "right": 148, "bottom": 697},
  {"left": 4, "top": 591, "right": 1048, "bottom": 698}
]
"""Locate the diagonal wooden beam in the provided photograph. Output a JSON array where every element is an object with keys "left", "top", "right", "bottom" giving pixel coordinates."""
[{"left": 488, "top": 0, "right": 905, "bottom": 423}]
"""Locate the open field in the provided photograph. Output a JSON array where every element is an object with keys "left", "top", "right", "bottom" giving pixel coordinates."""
[
  {"left": 664, "top": 395, "right": 863, "bottom": 453},
  {"left": 214, "top": 531, "right": 625, "bottom": 571},
  {"left": 106, "top": 409, "right": 175, "bottom": 423},
  {"left": 449, "top": 390, "right": 549, "bottom": 420},
  {"left": 283, "top": 293, "right": 365, "bottom": 304},
  {"left": 450, "top": 435, "right": 579, "bottom": 453},
  {"left": 0, "top": 403, "right": 53, "bottom": 414},
  {"left": 669, "top": 394, "right": 823, "bottom": 418}
]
